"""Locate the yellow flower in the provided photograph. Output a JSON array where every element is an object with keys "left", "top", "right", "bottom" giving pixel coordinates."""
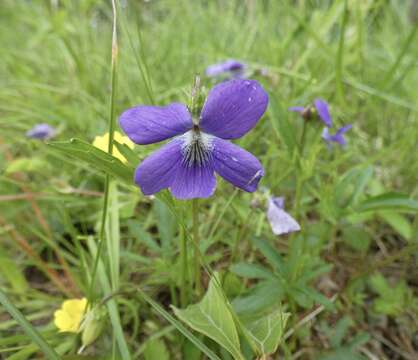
[
  {"left": 54, "top": 298, "right": 88, "bottom": 333},
  {"left": 93, "top": 131, "right": 134, "bottom": 163}
]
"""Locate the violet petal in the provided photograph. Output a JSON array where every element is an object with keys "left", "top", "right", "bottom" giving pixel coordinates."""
[
  {"left": 170, "top": 161, "right": 216, "bottom": 200},
  {"left": 26, "top": 123, "right": 56, "bottom": 140},
  {"left": 212, "top": 137, "right": 264, "bottom": 192},
  {"left": 200, "top": 79, "right": 268, "bottom": 139},
  {"left": 267, "top": 197, "right": 301, "bottom": 235},
  {"left": 272, "top": 196, "right": 285, "bottom": 209},
  {"left": 314, "top": 98, "right": 333, "bottom": 127},
  {"left": 134, "top": 140, "right": 183, "bottom": 195},
  {"left": 288, "top": 106, "right": 305, "bottom": 114},
  {"left": 119, "top": 103, "right": 193, "bottom": 145},
  {"left": 205, "top": 60, "right": 245, "bottom": 78},
  {"left": 322, "top": 124, "right": 352, "bottom": 146}
]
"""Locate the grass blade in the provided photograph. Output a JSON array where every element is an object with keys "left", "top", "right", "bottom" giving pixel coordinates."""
[{"left": 0, "top": 288, "right": 60, "bottom": 360}]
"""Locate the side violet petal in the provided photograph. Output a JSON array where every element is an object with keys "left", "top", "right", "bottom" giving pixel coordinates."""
[
  {"left": 170, "top": 161, "right": 217, "bottom": 200},
  {"left": 267, "top": 198, "right": 301, "bottom": 235},
  {"left": 119, "top": 103, "right": 193, "bottom": 145},
  {"left": 200, "top": 79, "right": 269, "bottom": 139},
  {"left": 212, "top": 137, "right": 264, "bottom": 192},
  {"left": 288, "top": 106, "right": 305, "bottom": 114},
  {"left": 135, "top": 140, "right": 183, "bottom": 195},
  {"left": 314, "top": 98, "right": 333, "bottom": 127}
]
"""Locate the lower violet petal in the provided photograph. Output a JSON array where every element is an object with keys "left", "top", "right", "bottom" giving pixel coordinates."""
[
  {"left": 170, "top": 161, "right": 216, "bottom": 200},
  {"left": 135, "top": 140, "right": 183, "bottom": 195},
  {"left": 212, "top": 137, "right": 264, "bottom": 192}
]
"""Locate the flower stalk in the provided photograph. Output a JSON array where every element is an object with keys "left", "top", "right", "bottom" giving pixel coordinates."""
[
  {"left": 192, "top": 198, "right": 202, "bottom": 297},
  {"left": 88, "top": 0, "right": 118, "bottom": 303}
]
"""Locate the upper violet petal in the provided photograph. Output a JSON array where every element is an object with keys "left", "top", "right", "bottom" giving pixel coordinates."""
[
  {"left": 170, "top": 161, "right": 216, "bottom": 200},
  {"left": 205, "top": 60, "right": 245, "bottom": 78},
  {"left": 134, "top": 139, "right": 183, "bottom": 195},
  {"left": 200, "top": 79, "right": 268, "bottom": 139},
  {"left": 212, "top": 137, "right": 264, "bottom": 192},
  {"left": 314, "top": 98, "right": 333, "bottom": 127},
  {"left": 119, "top": 103, "right": 193, "bottom": 145},
  {"left": 26, "top": 123, "right": 56, "bottom": 140}
]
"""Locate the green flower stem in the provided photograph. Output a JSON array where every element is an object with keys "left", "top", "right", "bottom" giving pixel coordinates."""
[
  {"left": 295, "top": 121, "right": 308, "bottom": 216},
  {"left": 192, "top": 198, "right": 202, "bottom": 297},
  {"left": 179, "top": 225, "right": 189, "bottom": 306},
  {"left": 88, "top": 0, "right": 118, "bottom": 303}
]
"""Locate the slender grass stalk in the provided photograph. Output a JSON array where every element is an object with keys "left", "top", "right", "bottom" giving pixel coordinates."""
[
  {"left": 0, "top": 288, "right": 60, "bottom": 360},
  {"left": 231, "top": 209, "right": 253, "bottom": 262},
  {"left": 118, "top": 1, "right": 155, "bottom": 104},
  {"left": 192, "top": 198, "right": 202, "bottom": 297},
  {"left": 87, "top": 237, "right": 131, "bottom": 359},
  {"left": 381, "top": 20, "right": 418, "bottom": 88},
  {"left": 107, "top": 181, "right": 120, "bottom": 290},
  {"left": 88, "top": 0, "right": 119, "bottom": 302},
  {"left": 299, "top": 120, "right": 307, "bottom": 155},
  {"left": 295, "top": 121, "right": 308, "bottom": 216},
  {"left": 207, "top": 188, "right": 239, "bottom": 241},
  {"left": 336, "top": 0, "right": 348, "bottom": 104}
]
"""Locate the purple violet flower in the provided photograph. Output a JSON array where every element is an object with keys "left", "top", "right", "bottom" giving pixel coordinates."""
[
  {"left": 289, "top": 98, "right": 333, "bottom": 127},
  {"left": 205, "top": 60, "right": 246, "bottom": 79},
  {"left": 26, "top": 123, "right": 56, "bottom": 140},
  {"left": 267, "top": 197, "right": 301, "bottom": 235},
  {"left": 322, "top": 124, "right": 352, "bottom": 146},
  {"left": 119, "top": 79, "right": 268, "bottom": 200}
]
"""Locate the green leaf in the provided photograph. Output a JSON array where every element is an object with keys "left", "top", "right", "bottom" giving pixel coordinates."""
[
  {"left": 154, "top": 198, "right": 176, "bottom": 254},
  {"left": 244, "top": 309, "right": 290, "bottom": 356},
  {"left": 113, "top": 141, "right": 139, "bottom": 167},
  {"left": 230, "top": 263, "right": 275, "bottom": 280},
  {"left": 173, "top": 274, "right": 244, "bottom": 360},
  {"left": 136, "top": 288, "right": 221, "bottom": 360},
  {"left": 342, "top": 226, "right": 371, "bottom": 253},
  {"left": 232, "top": 280, "right": 284, "bottom": 318},
  {"left": 250, "top": 237, "right": 285, "bottom": 273},
  {"left": 48, "top": 138, "right": 134, "bottom": 184},
  {"left": 369, "top": 272, "right": 410, "bottom": 316},
  {"left": 5, "top": 157, "right": 49, "bottom": 174},
  {"left": 0, "top": 251, "right": 28, "bottom": 292},
  {"left": 356, "top": 192, "right": 418, "bottom": 213},
  {"left": 378, "top": 211, "right": 412, "bottom": 240},
  {"left": 144, "top": 338, "right": 170, "bottom": 360}
]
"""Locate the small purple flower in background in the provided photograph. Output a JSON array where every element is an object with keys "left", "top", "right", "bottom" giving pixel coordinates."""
[
  {"left": 322, "top": 124, "right": 352, "bottom": 147},
  {"left": 26, "top": 123, "right": 56, "bottom": 140},
  {"left": 119, "top": 79, "right": 268, "bottom": 200},
  {"left": 267, "top": 196, "right": 301, "bottom": 235},
  {"left": 289, "top": 98, "right": 333, "bottom": 127},
  {"left": 205, "top": 60, "right": 246, "bottom": 79}
]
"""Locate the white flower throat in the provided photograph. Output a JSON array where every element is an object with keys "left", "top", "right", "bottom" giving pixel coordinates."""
[{"left": 179, "top": 126, "right": 214, "bottom": 167}]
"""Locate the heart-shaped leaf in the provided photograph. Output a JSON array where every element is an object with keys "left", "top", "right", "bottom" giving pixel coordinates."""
[{"left": 173, "top": 274, "right": 244, "bottom": 360}]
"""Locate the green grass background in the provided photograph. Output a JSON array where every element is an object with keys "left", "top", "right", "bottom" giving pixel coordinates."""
[{"left": 0, "top": 0, "right": 417, "bottom": 359}]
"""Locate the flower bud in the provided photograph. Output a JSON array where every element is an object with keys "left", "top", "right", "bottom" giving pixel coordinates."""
[{"left": 79, "top": 306, "right": 106, "bottom": 352}]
